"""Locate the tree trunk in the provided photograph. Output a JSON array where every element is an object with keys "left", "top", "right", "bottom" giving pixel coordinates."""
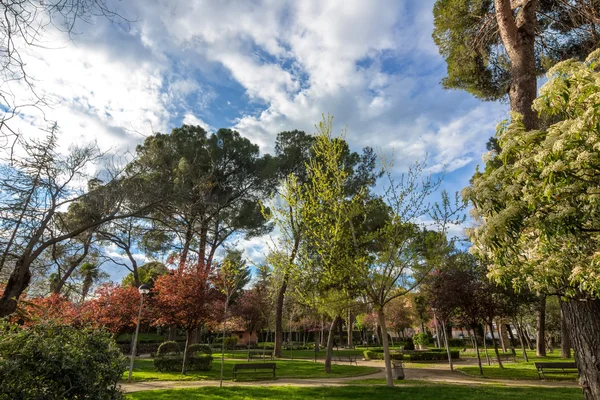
[
  {"left": 181, "top": 330, "right": 191, "bottom": 375},
  {"left": 472, "top": 327, "right": 484, "bottom": 375},
  {"left": 320, "top": 318, "right": 326, "bottom": 347},
  {"left": 561, "top": 298, "right": 600, "bottom": 400},
  {"left": 489, "top": 322, "right": 504, "bottom": 369},
  {"left": 324, "top": 316, "right": 340, "bottom": 373},
  {"left": 514, "top": 320, "right": 529, "bottom": 362},
  {"left": 376, "top": 308, "right": 394, "bottom": 387},
  {"left": 497, "top": 319, "right": 507, "bottom": 353},
  {"left": 0, "top": 258, "right": 32, "bottom": 317},
  {"left": 273, "top": 274, "right": 288, "bottom": 358},
  {"left": 347, "top": 309, "right": 353, "bottom": 347},
  {"left": 482, "top": 325, "right": 491, "bottom": 365},
  {"left": 494, "top": 0, "right": 539, "bottom": 131},
  {"left": 338, "top": 317, "right": 344, "bottom": 347},
  {"left": 561, "top": 307, "right": 571, "bottom": 359},
  {"left": 442, "top": 319, "right": 454, "bottom": 371},
  {"left": 536, "top": 295, "right": 547, "bottom": 357}
]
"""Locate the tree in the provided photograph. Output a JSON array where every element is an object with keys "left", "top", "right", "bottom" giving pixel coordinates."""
[
  {"left": 360, "top": 165, "right": 462, "bottom": 386},
  {"left": 152, "top": 266, "right": 217, "bottom": 374},
  {"left": 385, "top": 297, "right": 414, "bottom": 339},
  {"left": 266, "top": 124, "right": 381, "bottom": 358},
  {"left": 464, "top": 51, "right": 600, "bottom": 399},
  {"left": 231, "top": 286, "right": 267, "bottom": 339},
  {"left": 213, "top": 253, "right": 250, "bottom": 386},
  {"left": 131, "top": 125, "right": 277, "bottom": 272},
  {"left": 433, "top": 0, "right": 600, "bottom": 130},
  {"left": 81, "top": 283, "right": 149, "bottom": 336},
  {"left": 0, "top": 132, "right": 163, "bottom": 317},
  {"left": 122, "top": 261, "right": 169, "bottom": 288},
  {"left": 78, "top": 261, "right": 105, "bottom": 302},
  {"left": 294, "top": 116, "right": 369, "bottom": 373}
]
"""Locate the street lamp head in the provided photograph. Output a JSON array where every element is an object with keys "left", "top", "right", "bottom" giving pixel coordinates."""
[{"left": 138, "top": 284, "right": 151, "bottom": 295}]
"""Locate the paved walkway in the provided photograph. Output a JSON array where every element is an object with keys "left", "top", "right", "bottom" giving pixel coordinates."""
[{"left": 121, "top": 359, "right": 580, "bottom": 393}]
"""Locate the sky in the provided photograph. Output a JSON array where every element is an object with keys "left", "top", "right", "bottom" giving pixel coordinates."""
[{"left": 4, "top": 0, "right": 509, "bottom": 280}]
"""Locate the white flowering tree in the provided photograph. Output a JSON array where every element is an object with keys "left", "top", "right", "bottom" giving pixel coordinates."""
[{"left": 464, "top": 50, "right": 600, "bottom": 400}]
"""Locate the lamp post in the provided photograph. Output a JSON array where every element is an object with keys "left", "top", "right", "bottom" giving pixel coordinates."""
[{"left": 128, "top": 284, "right": 151, "bottom": 382}]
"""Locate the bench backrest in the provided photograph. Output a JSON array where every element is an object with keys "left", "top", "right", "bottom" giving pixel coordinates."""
[
  {"left": 234, "top": 363, "right": 276, "bottom": 370},
  {"left": 534, "top": 362, "right": 577, "bottom": 369}
]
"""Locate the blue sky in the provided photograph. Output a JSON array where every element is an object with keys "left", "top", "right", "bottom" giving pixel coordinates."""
[{"left": 6, "top": 0, "right": 509, "bottom": 279}]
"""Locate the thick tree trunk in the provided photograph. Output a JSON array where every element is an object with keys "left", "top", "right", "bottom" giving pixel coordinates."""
[
  {"left": 561, "top": 308, "right": 572, "bottom": 359},
  {"left": 537, "top": 295, "right": 547, "bottom": 357},
  {"left": 324, "top": 316, "right": 340, "bottom": 373},
  {"left": 0, "top": 258, "right": 32, "bottom": 317},
  {"left": 377, "top": 308, "right": 394, "bottom": 387},
  {"left": 494, "top": 0, "right": 539, "bottom": 131},
  {"left": 561, "top": 298, "right": 600, "bottom": 400},
  {"left": 273, "top": 274, "right": 288, "bottom": 358}
]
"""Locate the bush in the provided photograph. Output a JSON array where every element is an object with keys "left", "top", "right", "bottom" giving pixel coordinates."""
[
  {"left": 157, "top": 341, "right": 181, "bottom": 356},
  {"left": 403, "top": 350, "right": 460, "bottom": 361},
  {"left": 153, "top": 355, "right": 213, "bottom": 372},
  {"left": 0, "top": 321, "right": 125, "bottom": 400},
  {"left": 223, "top": 336, "right": 238, "bottom": 349},
  {"left": 187, "top": 343, "right": 212, "bottom": 355},
  {"left": 363, "top": 350, "right": 403, "bottom": 361},
  {"left": 412, "top": 333, "right": 430, "bottom": 348}
]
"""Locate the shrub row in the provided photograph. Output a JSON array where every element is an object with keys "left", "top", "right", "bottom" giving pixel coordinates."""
[
  {"left": 363, "top": 349, "right": 460, "bottom": 361},
  {"left": 363, "top": 350, "right": 404, "bottom": 361},
  {"left": 153, "top": 355, "right": 213, "bottom": 372},
  {"left": 403, "top": 351, "right": 460, "bottom": 361}
]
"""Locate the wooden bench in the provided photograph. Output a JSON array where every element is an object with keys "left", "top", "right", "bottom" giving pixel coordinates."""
[
  {"left": 534, "top": 362, "right": 578, "bottom": 380},
  {"left": 335, "top": 355, "right": 358, "bottom": 365},
  {"left": 232, "top": 363, "right": 276, "bottom": 380},
  {"left": 247, "top": 350, "right": 273, "bottom": 361}
]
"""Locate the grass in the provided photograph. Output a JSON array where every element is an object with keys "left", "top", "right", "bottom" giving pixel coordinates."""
[
  {"left": 123, "top": 358, "right": 376, "bottom": 382},
  {"left": 457, "top": 362, "right": 577, "bottom": 381},
  {"left": 125, "top": 384, "right": 584, "bottom": 400}
]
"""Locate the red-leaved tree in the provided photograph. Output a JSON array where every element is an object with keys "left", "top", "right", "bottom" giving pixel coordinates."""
[
  {"left": 151, "top": 266, "right": 219, "bottom": 374},
  {"left": 17, "top": 293, "right": 79, "bottom": 326},
  {"left": 81, "top": 283, "right": 149, "bottom": 336}
]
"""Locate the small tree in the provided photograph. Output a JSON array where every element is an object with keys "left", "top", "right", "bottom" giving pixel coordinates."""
[{"left": 151, "top": 267, "right": 217, "bottom": 374}]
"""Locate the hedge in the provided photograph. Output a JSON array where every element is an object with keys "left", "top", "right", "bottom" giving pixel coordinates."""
[
  {"left": 187, "top": 344, "right": 212, "bottom": 355},
  {"left": 157, "top": 341, "right": 181, "bottom": 356},
  {"left": 363, "top": 350, "right": 404, "bottom": 361},
  {"left": 403, "top": 351, "right": 460, "bottom": 361},
  {"left": 153, "top": 355, "right": 213, "bottom": 372}
]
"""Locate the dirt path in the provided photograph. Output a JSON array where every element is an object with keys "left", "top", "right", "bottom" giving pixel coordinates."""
[{"left": 121, "top": 359, "right": 580, "bottom": 393}]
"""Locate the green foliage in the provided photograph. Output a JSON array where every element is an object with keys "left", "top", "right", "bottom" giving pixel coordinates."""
[
  {"left": 187, "top": 344, "right": 212, "bottom": 355},
  {"left": 0, "top": 321, "right": 125, "bottom": 400},
  {"left": 412, "top": 333, "right": 430, "bottom": 347},
  {"left": 432, "top": 0, "right": 600, "bottom": 101},
  {"left": 465, "top": 50, "right": 600, "bottom": 298},
  {"left": 122, "top": 262, "right": 169, "bottom": 287},
  {"left": 224, "top": 336, "right": 238, "bottom": 349},
  {"left": 153, "top": 355, "right": 213, "bottom": 372},
  {"left": 157, "top": 341, "right": 181, "bottom": 356}
]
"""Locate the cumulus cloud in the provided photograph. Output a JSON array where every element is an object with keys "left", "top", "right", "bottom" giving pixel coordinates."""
[{"left": 3, "top": 0, "right": 509, "bottom": 269}]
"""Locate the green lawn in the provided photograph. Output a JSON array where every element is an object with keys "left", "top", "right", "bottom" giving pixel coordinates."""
[
  {"left": 457, "top": 361, "right": 577, "bottom": 381},
  {"left": 124, "top": 358, "right": 376, "bottom": 382},
  {"left": 125, "top": 385, "right": 583, "bottom": 400}
]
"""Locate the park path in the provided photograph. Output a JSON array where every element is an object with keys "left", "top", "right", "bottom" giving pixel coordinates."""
[{"left": 121, "top": 359, "right": 580, "bottom": 393}]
